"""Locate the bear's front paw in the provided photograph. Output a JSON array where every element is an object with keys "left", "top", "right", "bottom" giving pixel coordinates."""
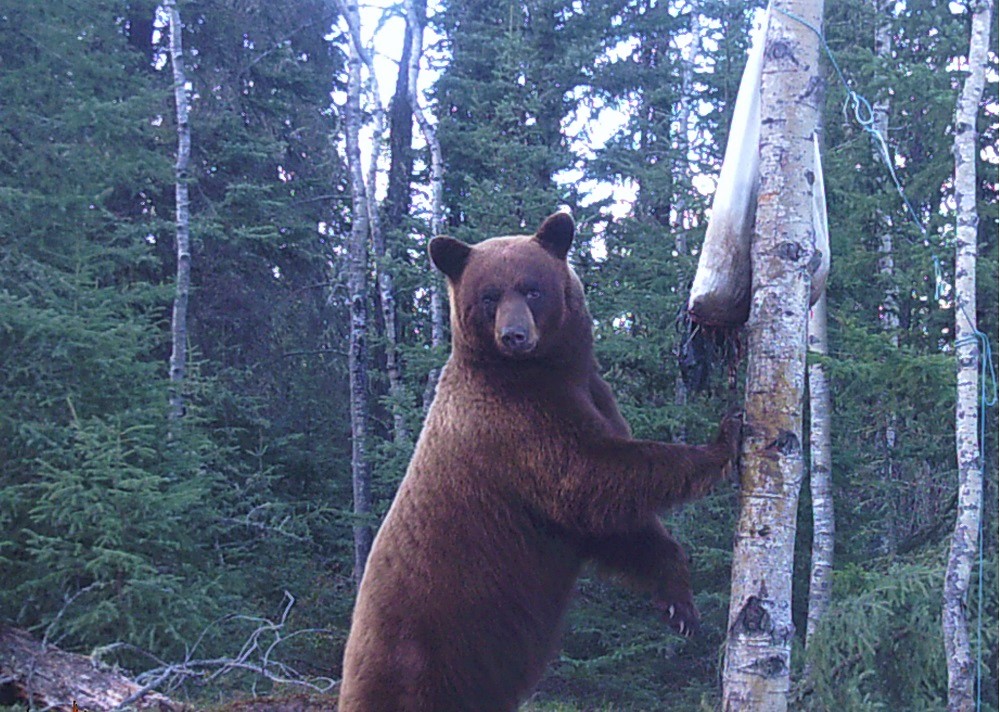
[
  {"left": 717, "top": 407, "right": 744, "bottom": 461},
  {"left": 653, "top": 596, "right": 701, "bottom": 638}
]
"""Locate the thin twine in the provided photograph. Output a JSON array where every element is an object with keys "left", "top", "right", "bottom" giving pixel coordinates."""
[
  {"left": 774, "top": 6, "right": 927, "bottom": 236},
  {"left": 776, "top": 7, "right": 997, "bottom": 709}
]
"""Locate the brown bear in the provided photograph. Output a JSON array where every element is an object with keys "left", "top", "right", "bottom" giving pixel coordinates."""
[{"left": 338, "top": 212, "right": 741, "bottom": 712}]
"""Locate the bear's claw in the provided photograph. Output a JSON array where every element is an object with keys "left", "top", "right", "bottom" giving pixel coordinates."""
[{"left": 654, "top": 597, "right": 700, "bottom": 638}]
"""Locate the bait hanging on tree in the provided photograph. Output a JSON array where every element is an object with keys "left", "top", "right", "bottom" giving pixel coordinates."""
[{"left": 680, "top": 4, "right": 829, "bottom": 391}]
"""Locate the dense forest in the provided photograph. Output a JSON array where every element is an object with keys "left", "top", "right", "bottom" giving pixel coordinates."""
[{"left": 0, "top": 0, "right": 997, "bottom": 710}]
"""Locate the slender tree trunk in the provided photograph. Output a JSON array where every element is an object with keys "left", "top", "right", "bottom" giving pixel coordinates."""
[
  {"left": 381, "top": 2, "right": 421, "bottom": 443},
  {"left": 165, "top": 0, "right": 190, "bottom": 429},
  {"left": 404, "top": 0, "right": 446, "bottom": 411},
  {"left": 362, "top": 76, "right": 409, "bottom": 444},
  {"left": 339, "top": 1, "right": 410, "bottom": 445},
  {"left": 385, "top": 7, "right": 417, "bottom": 232},
  {"left": 871, "top": 0, "right": 902, "bottom": 553},
  {"left": 342, "top": 0, "right": 373, "bottom": 583},
  {"left": 721, "top": 3, "right": 823, "bottom": 709},
  {"left": 872, "top": 0, "right": 897, "bottom": 339},
  {"left": 943, "top": 2, "right": 993, "bottom": 709},
  {"left": 805, "top": 292, "right": 834, "bottom": 648},
  {"left": 672, "top": 6, "right": 701, "bottom": 422}
]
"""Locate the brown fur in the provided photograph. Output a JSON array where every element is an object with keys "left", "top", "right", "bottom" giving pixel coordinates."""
[{"left": 338, "top": 213, "right": 740, "bottom": 712}]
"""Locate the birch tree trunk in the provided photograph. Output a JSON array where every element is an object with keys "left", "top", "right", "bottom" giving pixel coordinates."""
[
  {"left": 721, "top": 3, "right": 823, "bottom": 709},
  {"left": 871, "top": 0, "right": 902, "bottom": 552},
  {"left": 363, "top": 79, "right": 410, "bottom": 444},
  {"left": 672, "top": 8, "right": 701, "bottom": 421},
  {"left": 165, "top": 0, "right": 191, "bottom": 428},
  {"left": 872, "top": 0, "right": 898, "bottom": 340},
  {"left": 805, "top": 292, "right": 834, "bottom": 648},
  {"left": 342, "top": 0, "right": 373, "bottom": 583},
  {"left": 943, "top": 1, "right": 993, "bottom": 709},
  {"left": 403, "top": 0, "right": 446, "bottom": 411},
  {"left": 339, "top": 1, "right": 410, "bottom": 445}
]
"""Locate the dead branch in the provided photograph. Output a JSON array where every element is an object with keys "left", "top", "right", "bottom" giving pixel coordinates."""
[{"left": 121, "top": 591, "right": 337, "bottom": 704}]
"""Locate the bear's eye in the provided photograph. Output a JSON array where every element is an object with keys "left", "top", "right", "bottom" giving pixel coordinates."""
[
  {"left": 525, "top": 288, "right": 542, "bottom": 300},
  {"left": 481, "top": 291, "right": 500, "bottom": 307}
]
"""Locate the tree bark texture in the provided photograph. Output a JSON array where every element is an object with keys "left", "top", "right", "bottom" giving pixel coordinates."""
[
  {"left": 721, "top": 3, "right": 823, "bottom": 710},
  {"left": 342, "top": 0, "right": 373, "bottom": 584},
  {"left": 166, "top": 0, "right": 191, "bottom": 427},
  {"left": 404, "top": 0, "right": 446, "bottom": 412},
  {"left": 338, "top": 0, "right": 410, "bottom": 445},
  {"left": 0, "top": 626, "right": 184, "bottom": 712},
  {"left": 943, "top": 1, "right": 993, "bottom": 709},
  {"left": 381, "top": 7, "right": 419, "bottom": 444},
  {"left": 872, "top": 0, "right": 899, "bottom": 339},
  {"left": 805, "top": 292, "right": 834, "bottom": 648},
  {"left": 871, "top": 0, "right": 903, "bottom": 553},
  {"left": 385, "top": 10, "right": 416, "bottom": 233}
]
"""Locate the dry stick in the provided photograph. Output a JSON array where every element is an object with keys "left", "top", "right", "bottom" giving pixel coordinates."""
[{"left": 113, "top": 593, "right": 335, "bottom": 710}]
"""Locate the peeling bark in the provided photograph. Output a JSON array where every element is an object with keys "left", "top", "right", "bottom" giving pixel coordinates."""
[
  {"left": 165, "top": 0, "right": 190, "bottom": 429},
  {"left": 943, "top": 2, "right": 993, "bottom": 710},
  {"left": 721, "top": 3, "right": 823, "bottom": 709}
]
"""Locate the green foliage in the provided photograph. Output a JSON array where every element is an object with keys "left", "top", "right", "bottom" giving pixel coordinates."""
[
  {"left": 795, "top": 552, "right": 989, "bottom": 712},
  {"left": 434, "top": 0, "right": 603, "bottom": 234},
  {"left": 0, "top": 0, "right": 350, "bottom": 697}
]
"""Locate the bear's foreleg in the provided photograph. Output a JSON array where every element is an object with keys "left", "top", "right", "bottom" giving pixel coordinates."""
[
  {"left": 585, "top": 519, "right": 700, "bottom": 636},
  {"left": 546, "top": 410, "right": 741, "bottom": 535}
]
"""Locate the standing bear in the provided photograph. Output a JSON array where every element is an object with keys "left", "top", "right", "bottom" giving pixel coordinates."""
[{"left": 338, "top": 212, "right": 741, "bottom": 712}]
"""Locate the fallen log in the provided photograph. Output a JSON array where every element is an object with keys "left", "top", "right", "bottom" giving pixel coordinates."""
[{"left": 0, "top": 626, "right": 184, "bottom": 711}]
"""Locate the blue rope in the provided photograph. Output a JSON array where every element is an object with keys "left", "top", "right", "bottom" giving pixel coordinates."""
[
  {"left": 773, "top": 6, "right": 927, "bottom": 236},
  {"left": 774, "top": 7, "right": 997, "bottom": 709},
  {"left": 956, "top": 303, "right": 998, "bottom": 712}
]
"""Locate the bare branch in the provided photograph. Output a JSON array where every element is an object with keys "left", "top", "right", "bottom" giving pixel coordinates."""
[{"left": 103, "top": 593, "right": 337, "bottom": 708}]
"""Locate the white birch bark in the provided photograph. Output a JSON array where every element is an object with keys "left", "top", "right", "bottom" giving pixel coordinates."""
[
  {"left": 339, "top": 1, "right": 410, "bottom": 445},
  {"left": 871, "top": 0, "right": 903, "bottom": 553},
  {"left": 943, "top": 1, "right": 993, "bottom": 709},
  {"left": 872, "top": 0, "right": 899, "bottom": 339},
  {"left": 403, "top": 0, "right": 446, "bottom": 412},
  {"left": 342, "top": 0, "right": 373, "bottom": 583},
  {"left": 805, "top": 292, "right": 833, "bottom": 648},
  {"left": 721, "top": 3, "right": 823, "bottom": 709},
  {"left": 165, "top": 0, "right": 190, "bottom": 428}
]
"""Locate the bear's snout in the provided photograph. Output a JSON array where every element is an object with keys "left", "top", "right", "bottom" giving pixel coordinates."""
[
  {"left": 500, "top": 324, "right": 532, "bottom": 352},
  {"left": 495, "top": 299, "right": 538, "bottom": 357}
]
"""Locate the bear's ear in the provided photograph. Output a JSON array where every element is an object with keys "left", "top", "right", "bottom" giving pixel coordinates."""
[
  {"left": 429, "top": 236, "right": 472, "bottom": 281},
  {"left": 534, "top": 211, "right": 574, "bottom": 260}
]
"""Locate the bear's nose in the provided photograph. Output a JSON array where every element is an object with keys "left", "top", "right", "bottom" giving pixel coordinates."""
[{"left": 500, "top": 326, "right": 531, "bottom": 352}]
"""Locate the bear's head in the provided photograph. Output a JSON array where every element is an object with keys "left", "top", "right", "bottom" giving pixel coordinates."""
[{"left": 429, "top": 212, "right": 590, "bottom": 365}]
